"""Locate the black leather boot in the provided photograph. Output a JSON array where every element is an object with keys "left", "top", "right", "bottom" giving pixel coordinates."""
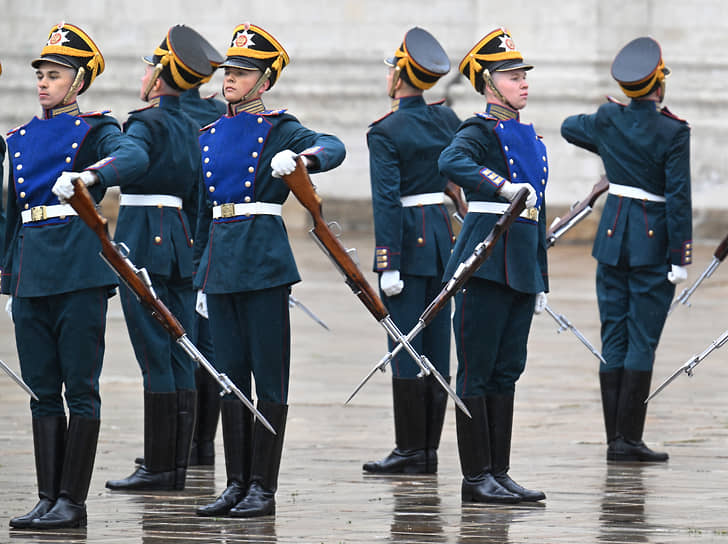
[
  {"left": 456, "top": 396, "right": 520, "bottom": 504},
  {"left": 608, "top": 369, "right": 668, "bottom": 462},
  {"left": 229, "top": 401, "right": 287, "bottom": 518},
  {"left": 106, "top": 391, "right": 178, "bottom": 490},
  {"left": 191, "top": 367, "right": 221, "bottom": 466},
  {"left": 174, "top": 389, "right": 197, "bottom": 489},
  {"left": 362, "top": 377, "right": 429, "bottom": 474},
  {"left": 197, "top": 398, "right": 252, "bottom": 516},
  {"left": 487, "top": 394, "right": 545, "bottom": 502},
  {"left": 600, "top": 369, "right": 623, "bottom": 447},
  {"left": 10, "top": 416, "right": 66, "bottom": 529},
  {"left": 424, "top": 374, "right": 449, "bottom": 474},
  {"left": 32, "top": 416, "right": 100, "bottom": 529}
]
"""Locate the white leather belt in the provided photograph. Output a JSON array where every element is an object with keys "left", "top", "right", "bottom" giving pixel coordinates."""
[
  {"left": 212, "top": 202, "right": 282, "bottom": 219},
  {"left": 609, "top": 183, "right": 666, "bottom": 203},
  {"left": 400, "top": 193, "right": 445, "bottom": 207},
  {"left": 467, "top": 201, "right": 539, "bottom": 221},
  {"left": 120, "top": 194, "right": 183, "bottom": 208},
  {"left": 21, "top": 204, "right": 77, "bottom": 223}
]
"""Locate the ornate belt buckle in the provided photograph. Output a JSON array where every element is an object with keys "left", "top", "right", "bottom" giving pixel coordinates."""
[
  {"left": 30, "top": 205, "right": 48, "bottom": 222},
  {"left": 526, "top": 208, "right": 539, "bottom": 221},
  {"left": 220, "top": 203, "right": 236, "bottom": 218}
]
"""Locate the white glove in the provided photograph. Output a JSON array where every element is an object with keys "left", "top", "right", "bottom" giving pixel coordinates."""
[
  {"left": 534, "top": 292, "right": 547, "bottom": 315},
  {"left": 5, "top": 297, "right": 12, "bottom": 319},
  {"left": 271, "top": 149, "right": 298, "bottom": 178},
  {"left": 195, "top": 290, "right": 208, "bottom": 319},
  {"left": 667, "top": 265, "right": 688, "bottom": 285},
  {"left": 52, "top": 170, "right": 98, "bottom": 202},
  {"left": 498, "top": 181, "right": 537, "bottom": 208},
  {"left": 380, "top": 270, "right": 404, "bottom": 297}
]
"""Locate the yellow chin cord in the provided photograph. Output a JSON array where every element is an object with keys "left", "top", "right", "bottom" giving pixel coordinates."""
[{"left": 61, "top": 67, "right": 85, "bottom": 106}]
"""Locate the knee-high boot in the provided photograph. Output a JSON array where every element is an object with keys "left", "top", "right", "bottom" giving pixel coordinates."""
[
  {"left": 424, "top": 374, "right": 448, "bottom": 474},
  {"left": 456, "top": 396, "right": 520, "bottom": 504},
  {"left": 32, "top": 416, "right": 100, "bottom": 529},
  {"left": 362, "top": 377, "right": 429, "bottom": 474},
  {"left": 196, "top": 398, "right": 252, "bottom": 516},
  {"left": 175, "top": 389, "right": 197, "bottom": 489},
  {"left": 600, "top": 369, "right": 623, "bottom": 448},
  {"left": 10, "top": 416, "right": 66, "bottom": 529},
  {"left": 191, "top": 367, "right": 220, "bottom": 466},
  {"left": 229, "top": 401, "right": 287, "bottom": 518},
  {"left": 106, "top": 391, "right": 178, "bottom": 490},
  {"left": 487, "top": 394, "right": 545, "bottom": 502},
  {"left": 608, "top": 369, "right": 668, "bottom": 462}
]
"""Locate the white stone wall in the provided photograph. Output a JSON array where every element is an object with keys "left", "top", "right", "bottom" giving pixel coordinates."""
[{"left": 1, "top": 0, "right": 726, "bottom": 232}]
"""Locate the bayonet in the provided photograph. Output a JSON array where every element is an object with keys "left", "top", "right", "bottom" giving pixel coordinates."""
[
  {"left": 543, "top": 304, "right": 606, "bottom": 364},
  {"left": 0, "top": 358, "right": 39, "bottom": 400},
  {"left": 289, "top": 294, "right": 330, "bottom": 331}
]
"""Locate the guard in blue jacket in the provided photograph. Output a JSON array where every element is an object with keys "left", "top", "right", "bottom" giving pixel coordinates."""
[
  {"left": 194, "top": 23, "right": 345, "bottom": 518},
  {"left": 438, "top": 28, "right": 547, "bottom": 504},
  {"left": 363, "top": 27, "right": 459, "bottom": 475},
  {"left": 561, "top": 37, "right": 692, "bottom": 463},
  {"left": 104, "top": 25, "right": 222, "bottom": 492},
  {"left": 3, "top": 23, "right": 148, "bottom": 529}
]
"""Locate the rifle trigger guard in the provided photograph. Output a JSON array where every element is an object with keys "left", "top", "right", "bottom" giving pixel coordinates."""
[{"left": 116, "top": 242, "right": 131, "bottom": 257}]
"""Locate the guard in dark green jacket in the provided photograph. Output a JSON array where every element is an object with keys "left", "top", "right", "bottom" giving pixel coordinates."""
[
  {"left": 363, "top": 27, "right": 459, "bottom": 476},
  {"left": 4, "top": 23, "right": 148, "bottom": 530},
  {"left": 194, "top": 23, "right": 345, "bottom": 519},
  {"left": 438, "top": 28, "right": 547, "bottom": 504},
  {"left": 104, "top": 25, "right": 222, "bottom": 493},
  {"left": 561, "top": 37, "right": 692, "bottom": 463}
]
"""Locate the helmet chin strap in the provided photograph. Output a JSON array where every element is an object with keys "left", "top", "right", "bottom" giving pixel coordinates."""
[
  {"left": 142, "top": 63, "right": 164, "bottom": 102},
  {"left": 387, "top": 65, "right": 402, "bottom": 98},
  {"left": 243, "top": 68, "right": 272, "bottom": 101},
  {"left": 61, "top": 67, "right": 85, "bottom": 106},
  {"left": 483, "top": 69, "right": 516, "bottom": 110}
]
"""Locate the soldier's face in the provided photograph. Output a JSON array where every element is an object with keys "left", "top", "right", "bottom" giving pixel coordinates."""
[
  {"left": 35, "top": 62, "right": 76, "bottom": 109},
  {"left": 491, "top": 69, "right": 529, "bottom": 110},
  {"left": 223, "top": 67, "right": 267, "bottom": 102}
]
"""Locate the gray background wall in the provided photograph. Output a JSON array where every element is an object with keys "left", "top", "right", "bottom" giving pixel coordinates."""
[{"left": 1, "top": 0, "right": 726, "bottom": 237}]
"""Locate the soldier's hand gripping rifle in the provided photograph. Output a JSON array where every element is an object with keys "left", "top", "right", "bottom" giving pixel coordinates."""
[
  {"left": 546, "top": 175, "right": 609, "bottom": 248},
  {"left": 646, "top": 328, "right": 728, "bottom": 403},
  {"left": 66, "top": 180, "right": 276, "bottom": 435},
  {"left": 347, "top": 188, "right": 529, "bottom": 406},
  {"left": 282, "top": 159, "right": 470, "bottom": 417},
  {"left": 668, "top": 231, "right": 728, "bottom": 316}
]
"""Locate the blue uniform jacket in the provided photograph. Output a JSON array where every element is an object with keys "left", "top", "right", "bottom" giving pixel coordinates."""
[
  {"left": 194, "top": 101, "right": 346, "bottom": 294},
  {"left": 368, "top": 96, "right": 460, "bottom": 275},
  {"left": 561, "top": 98, "right": 692, "bottom": 267},
  {"left": 107, "top": 95, "right": 201, "bottom": 279},
  {"left": 438, "top": 107, "right": 549, "bottom": 295},
  {"left": 2, "top": 105, "right": 149, "bottom": 296}
]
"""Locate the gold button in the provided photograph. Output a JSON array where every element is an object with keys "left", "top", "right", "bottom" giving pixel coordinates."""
[
  {"left": 75, "top": 120, "right": 81, "bottom": 126},
  {"left": 16, "top": 164, "right": 22, "bottom": 171},
  {"left": 20, "top": 129, "right": 26, "bottom": 135},
  {"left": 686, "top": 243, "right": 692, "bottom": 249},
  {"left": 452, "top": 236, "right": 456, "bottom": 242},
  {"left": 541, "top": 179, "right": 545, "bottom": 185},
  {"left": 190, "top": 239, "right": 193, "bottom": 245},
  {"left": 14, "top": 152, "right": 20, "bottom": 158},
  {"left": 509, "top": 158, "right": 514, "bottom": 165},
  {"left": 24, "top": 203, "right": 29, "bottom": 209},
  {"left": 206, "top": 172, "right": 212, "bottom": 178},
  {"left": 154, "top": 236, "right": 161, "bottom": 243},
  {"left": 607, "top": 229, "right": 613, "bottom": 236},
  {"left": 204, "top": 158, "right": 210, "bottom": 164},
  {"left": 257, "top": 117, "right": 263, "bottom": 124},
  {"left": 157, "top": 204, "right": 163, "bottom": 209},
  {"left": 504, "top": 145, "right": 509, "bottom": 152},
  {"left": 19, "top": 191, "right": 26, "bottom": 198},
  {"left": 512, "top": 172, "right": 517, "bottom": 178},
  {"left": 248, "top": 166, "right": 254, "bottom": 173},
  {"left": 245, "top": 181, "right": 251, "bottom": 188},
  {"left": 65, "top": 157, "right": 71, "bottom": 163},
  {"left": 417, "top": 237, "right": 424, "bottom": 244},
  {"left": 72, "top": 142, "right": 78, "bottom": 149},
  {"left": 258, "top": 137, "right": 264, "bottom": 143},
  {"left": 211, "top": 128, "right": 216, "bottom": 134},
  {"left": 542, "top": 156, "right": 547, "bottom": 161},
  {"left": 252, "top": 152, "right": 258, "bottom": 158},
  {"left": 59, "top": 215, "right": 66, "bottom": 220},
  {"left": 18, "top": 177, "right": 24, "bottom": 184},
  {"left": 244, "top": 196, "right": 251, "bottom": 202},
  {"left": 213, "top": 201, "right": 218, "bottom": 206},
  {"left": 648, "top": 230, "right": 654, "bottom": 237},
  {"left": 543, "top": 167, "right": 547, "bottom": 173},
  {"left": 209, "top": 186, "right": 215, "bottom": 193},
  {"left": 203, "top": 146, "right": 209, "bottom": 152}
]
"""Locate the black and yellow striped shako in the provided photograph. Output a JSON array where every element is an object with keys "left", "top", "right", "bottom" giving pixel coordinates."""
[
  {"left": 459, "top": 27, "right": 532, "bottom": 94},
  {"left": 31, "top": 22, "right": 105, "bottom": 94},
  {"left": 386, "top": 27, "right": 450, "bottom": 91},
  {"left": 611, "top": 37, "right": 670, "bottom": 99},
  {"left": 144, "top": 25, "right": 215, "bottom": 91},
  {"left": 221, "top": 23, "right": 289, "bottom": 88}
]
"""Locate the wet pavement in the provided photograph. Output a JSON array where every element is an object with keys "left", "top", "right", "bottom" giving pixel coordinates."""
[{"left": 1, "top": 230, "right": 728, "bottom": 543}]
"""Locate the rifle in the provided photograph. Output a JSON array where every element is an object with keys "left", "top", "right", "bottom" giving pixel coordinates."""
[
  {"left": 645, "top": 328, "right": 728, "bottom": 403},
  {"left": 67, "top": 180, "right": 276, "bottom": 435},
  {"left": 282, "top": 159, "right": 470, "bottom": 417},
  {"left": 546, "top": 175, "right": 609, "bottom": 248},
  {"left": 543, "top": 304, "right": 606, "bottom": 365},
  {"left": 347, "top": 188, "right": 529, "bottom": 405},
  {"left": 668, "top": 232, "right": 728, "bottom": 315},
  {"left": 0, "top": 358, "right": 39, "bottom": 400},
  {"left": 444, "top": 181, "right": 468, "bottom": 224}
]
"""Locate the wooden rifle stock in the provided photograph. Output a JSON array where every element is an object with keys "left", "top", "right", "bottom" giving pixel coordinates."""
[
  {"left": 283, "top": 159, "right": 389, "bottom": 321},
  {"left": 67, "top": 180, "right": 185, "bottom": 339},
  {"left": 713, "top": 231, "right": 728, "bottom": 261},
  {"left": 444, "top": 181, "right": 468, "bottom": 221},
  {"left": 546, "top": 175, "right": 609, "bottom": 247},
  {"left": 419, "top": 188, "right": 529, "bottom": 327}
]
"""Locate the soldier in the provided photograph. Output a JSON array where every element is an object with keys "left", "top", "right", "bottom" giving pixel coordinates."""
[
  {"left": 0, "top": 61, "right": 5, "bottom": 260},
  {"left": 104, "top": 25, "right": 221, "bottom": 491},
  {"left": 193, "top": 23, "right": 345, "bottom": 518},
  {"left": 561, "top": 37, "right": 691, "bottom": 462},
  {"left": 438, "top": 27, "right": 547, "bottom": 504},
  {"left": 3, "top": 22, "right": 148, "bottom": 529},
  {"left": 363, "top": 27, "right": 460, "bottom": 475}
]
